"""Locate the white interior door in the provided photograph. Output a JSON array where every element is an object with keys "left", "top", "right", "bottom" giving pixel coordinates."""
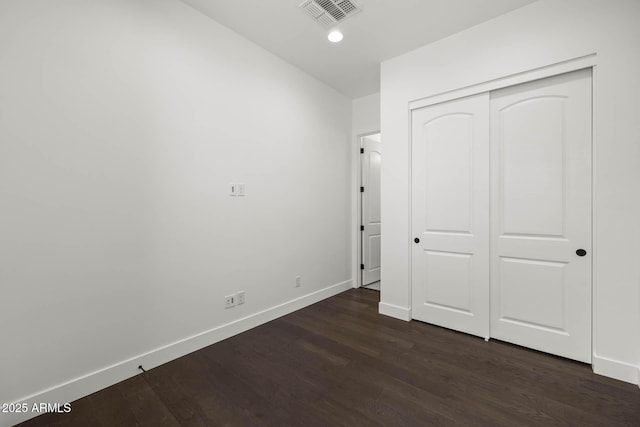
[
  {"left": 490, "top": 69, "right": 592, "bottom": 363},
  {"left": 411, "top": 94, "right": 490, "bottom": 338},
  {"left": 361, "top": 135, "right": 381, "bottom": 285}
]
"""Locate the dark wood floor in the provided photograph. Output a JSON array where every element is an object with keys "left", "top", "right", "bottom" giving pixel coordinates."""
[{"left": 19, "top": 288, "right": 640, "bottom": 426}]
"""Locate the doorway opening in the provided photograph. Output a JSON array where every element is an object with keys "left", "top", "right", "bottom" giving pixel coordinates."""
[{"left": 359, "top": 133, "right": 381, "bottom": 291}]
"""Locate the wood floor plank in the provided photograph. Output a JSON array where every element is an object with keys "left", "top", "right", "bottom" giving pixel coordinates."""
[{"left": 17, "top": 289, "right": 640, "bottom": 427}]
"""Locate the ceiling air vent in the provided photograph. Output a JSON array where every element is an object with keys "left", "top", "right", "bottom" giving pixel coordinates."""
[{"left": 299, "top": 0, "right": 362, "bottom": 28}]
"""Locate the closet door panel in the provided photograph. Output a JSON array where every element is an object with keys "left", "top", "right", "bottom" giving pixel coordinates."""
[
  {"left": 411, "top": 94, "right": 490, "bottom": 338},
  {"left": 490, "top": 69, "right": 592, "bottom": 363}
]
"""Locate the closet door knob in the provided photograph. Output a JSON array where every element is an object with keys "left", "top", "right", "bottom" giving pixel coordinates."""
[
  {"left": 414, "top": 238, "right": 420, "bottom": 244},
  {"left": 576, "top": 249, "right": 587, "bottom": 257}
]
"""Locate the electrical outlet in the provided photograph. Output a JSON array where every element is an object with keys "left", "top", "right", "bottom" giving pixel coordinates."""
[
  {"left": 237, "top": 291, "right": 245, "bottom": 305},
  {"left": 225, "top": 294, "right": 236, "bottom": 308},
  {"left": 295, "top": 276, "right": 301, "bottom": 288},
  {"left": 238, "top": 183, "right": 245, "bottom": 196}
]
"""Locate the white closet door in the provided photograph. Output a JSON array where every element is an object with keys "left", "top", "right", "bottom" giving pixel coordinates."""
[
  {"left": 411, "top": 93, "right": 490, "bottom": 338},
  {"left": 362, "top": 136, "right": 381, "bottom": 285},
  {"left": 490, "top": 69, "right": 592, "bottom": 363}
]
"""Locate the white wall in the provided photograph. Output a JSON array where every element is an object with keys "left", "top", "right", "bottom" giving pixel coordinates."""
[
  {"left": 353, "top": 93, "right": 381, "bottom": 137},
  {"left": 0, "top": 0, "right": 351, "bottom": 423},
  {"left": 351, "top": 93, "right": 381, "bottom": 286},
  {"left": 380, "top": 0, "right": 640, "bottom": 383}
]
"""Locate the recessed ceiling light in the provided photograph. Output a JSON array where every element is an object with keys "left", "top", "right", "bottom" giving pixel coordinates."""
[{"left": 328, "top": 30, "right": 343, "bottom": 43}]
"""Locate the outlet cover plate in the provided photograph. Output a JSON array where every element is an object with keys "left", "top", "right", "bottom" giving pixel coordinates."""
[{"left": 225, "top": 294, "right": 236, "bottom": 308}]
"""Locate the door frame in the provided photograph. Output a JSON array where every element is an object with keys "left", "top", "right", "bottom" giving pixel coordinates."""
[
  {"left": 407, "top": 53, "right": 598, "bottom": 361},
  {"left": 353, "top": 131, "right": 381, "bottom": 288}
]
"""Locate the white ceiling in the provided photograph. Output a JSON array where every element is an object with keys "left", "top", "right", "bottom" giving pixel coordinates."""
[{"left": 180, "top": 0, "right": 537, "bottom": 98}]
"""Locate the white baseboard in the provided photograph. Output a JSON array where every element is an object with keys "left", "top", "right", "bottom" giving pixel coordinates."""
[
  {"left": 2, "top": 279, "right": 352, "bottom": 427},
  {"left": 378, "top": 301, "right": 411, "bottom": 321},
  {"left": 592, "top": 354, "right": 639, "bottom": 385}
]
